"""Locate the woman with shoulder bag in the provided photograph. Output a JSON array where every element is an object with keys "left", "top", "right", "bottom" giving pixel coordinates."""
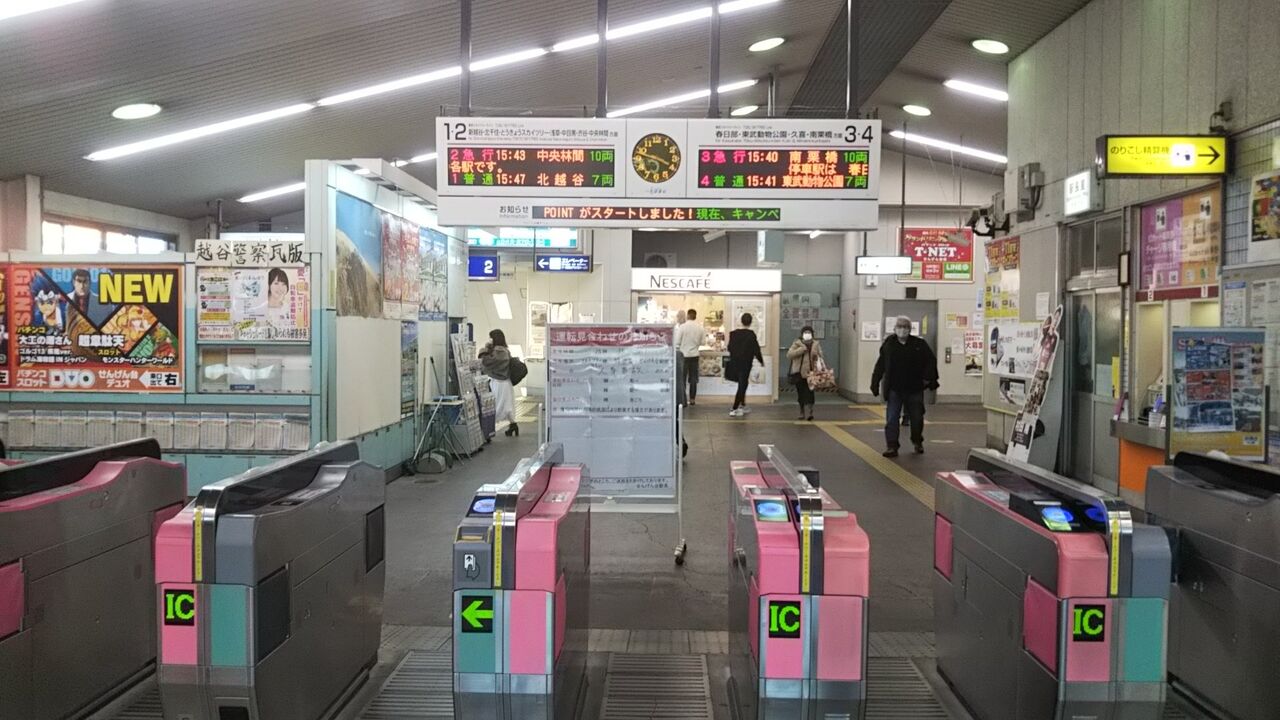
[
  {"left": 787, "top": 325, "right": 824, "bottom": 421},
  {"left": 479, "top": 329, "right": 519, "bottom": 437}
]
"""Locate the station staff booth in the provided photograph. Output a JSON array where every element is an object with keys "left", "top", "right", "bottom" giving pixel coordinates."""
[{"left": 633, "top": 267, "right": 782, "bottom": 402}]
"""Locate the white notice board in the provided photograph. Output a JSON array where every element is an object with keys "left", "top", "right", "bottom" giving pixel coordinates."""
[{"left": 546, "top": 324, "right": 677, "bottom": 502}]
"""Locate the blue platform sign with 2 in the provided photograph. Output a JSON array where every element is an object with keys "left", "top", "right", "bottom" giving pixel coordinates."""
[{"left": 468, "top": 255, "right": 500, "bottom": 280}]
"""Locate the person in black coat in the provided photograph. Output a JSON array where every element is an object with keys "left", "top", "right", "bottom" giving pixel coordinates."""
[
  {"left": 871, "top": 316, "right": 939, "bottom": 457},
  {"left": 726, "top": 313, "right": 764, "bottom": 417}
]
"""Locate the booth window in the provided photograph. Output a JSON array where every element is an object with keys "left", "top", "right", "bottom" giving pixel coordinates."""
[
  {"left": 1068, "top": 216, "right": 1123, "bottom": 278},
  {"left": 42, "top": 218, "right": 175, "bottom": 255}
]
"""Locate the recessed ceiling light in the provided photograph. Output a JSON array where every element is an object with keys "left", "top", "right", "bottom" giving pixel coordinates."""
[
  {"left": 608, "top": 78, "right": 758, "bottom": 118},
  {"left": 0, "top": 0, "right": 91, "bottom": 22},
  {"left": 971, "top": 38, "right": 1009, "bottom": 55},
  {"left": 111, "top": 103, "right": 162, "bottom": 120},
  {"left": 86, "top": 103, "right": 315, "bottom": 161},
  {"left": 238, "top": 182, "right": 307, "bottom": 203},
  {"left": 944, "top": 79, "right": 1009, "bottom": 102},
  {"left": 889, "top": 130, "right": 1007, "bottom": 164},
  {"left": 748, "top": 37, "right": 785, "bottom": 52},
  {"left": 731, "top": 105, "right": 759, "bottom": 117},
  {"left": 902, "top": 104, "right": 931, "bottom": 117}
]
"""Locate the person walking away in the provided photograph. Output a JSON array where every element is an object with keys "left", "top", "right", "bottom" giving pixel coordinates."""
[
  {"left": 871, "top": 316, "right": 938, "bottom": 457},
  {"left": 675, "top": 309, "right": 703, "bottom": 406},
  {"left": 479, "top": 329, "right": 519, "bottom": 437},
  {"left": 727, "top": 313, "right": 764, "bottom": 417},
  {"left": 674, "top": 310, "right": 687, "bottom": 406},
  {"left": 787, "top": 325, "right": 824, "bottom": 421}
]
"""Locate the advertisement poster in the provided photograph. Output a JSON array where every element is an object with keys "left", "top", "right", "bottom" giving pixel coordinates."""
[
  {"left": 198, "top": 267, "right": 310, "bottom": 341},
  {"left": 964, "top": 329, "right": 984, "bottom": 377},
  {"left": 381, "top": 213, "right": 418, "bottom": 320},
  {"left": 1007, "top": 306, "right": 1064, "bottom": 462},
  {"left": 8, "top": 264, "right": 182, "bottom": 392},
  {"left": 899, "top": 227, "right": 974, "bottom": 282},
  {"left": 1170, "top": 328, "right": 1265, "bottom": 460},
  {"left": 987, "top": 320, "right": 1040, "bottom": 378},
  {"left": 0, "top": 267, "right": 8, "bottom": 388},
  {"left": 983, "top": 237, "right": 1020, "bottom": 320},
  {"left": 335, "top": 191, "right": 384, "bottom": 318},
  {"left": 400, "top": 321, "right": 418, "bottom": 417},
  {"left": 1250, "top": 171, "right": 1280, "bottom": 242},
  {"left": 419, "top": 227, "right": 448, "bottom": 321},
  {"left": 1139, "top": 186, "right": 1221, "bottom": 297}
]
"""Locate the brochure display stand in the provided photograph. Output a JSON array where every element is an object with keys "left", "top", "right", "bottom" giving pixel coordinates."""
[
  {"left": 545, "top": 323, "right": 685, "bottom": 563},
  {"left": 450, "top": 333, "right": 487, "bottom": 454}
]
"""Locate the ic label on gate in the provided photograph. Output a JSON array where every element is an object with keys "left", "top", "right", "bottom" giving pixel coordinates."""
[
  {"left": 768, "top": 600, "right": 801, "bottom": 639},
  {"left": 461, "top": 595, "right": 495, "bottom": 633},
  {"left": 1072, "top": 604, "right": 1106, "bottom": 642},
  {"left": 164, "top": 589, "right": 196, "bottom": 626}
]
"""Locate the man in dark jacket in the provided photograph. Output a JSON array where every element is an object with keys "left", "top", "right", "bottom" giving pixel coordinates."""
[{"left": 871, "top": 316, "right": 939, "bottom": 457}]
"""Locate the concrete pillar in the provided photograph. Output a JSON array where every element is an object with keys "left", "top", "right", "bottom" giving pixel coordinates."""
[
  {"left": 0, "top": 175, "right": 42, "bottom": 251},
  {"left": 591, "top": 229, "right": 633, "bottom": 322},
  {"left": 839, "top": 231, "right": 862, "bottom": 398}
]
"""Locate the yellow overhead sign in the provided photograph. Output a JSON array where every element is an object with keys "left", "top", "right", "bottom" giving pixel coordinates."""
[{"left": 1098, "top": 136, "right": 1227, "bottom": 177}]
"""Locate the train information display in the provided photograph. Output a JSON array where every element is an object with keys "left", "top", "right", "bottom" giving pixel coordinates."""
[{"left": 437, "top": 117, "right": 881, "bottom": 229}]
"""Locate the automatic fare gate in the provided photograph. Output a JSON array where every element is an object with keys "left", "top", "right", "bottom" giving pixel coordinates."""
[
  {"left": 0, "top": 440, "right": 186, "bottom": 720},
  {"left": 155, "top": 441, "right": 386, "bottom": 720},
  {"left": 452, "top": 442, "right": 590, "bottom": 719},
  {"left": 935, "top": 449, "right": 1172, "bottom": 720},
  {"left": 1146, "top": 452, "right": 1280, "bottom": 720},
  {"left": 727, "top": 444, "right": 871, "bottom": 719}
]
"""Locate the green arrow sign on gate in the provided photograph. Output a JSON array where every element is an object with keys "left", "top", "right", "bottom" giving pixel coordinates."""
[{"left": 461, "top": 595, "right": 494, "bottom": 633}]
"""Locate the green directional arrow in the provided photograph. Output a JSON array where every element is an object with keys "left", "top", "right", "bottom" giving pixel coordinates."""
[{"left": 461, "top": 596, "right": 494, "bottom": 633}]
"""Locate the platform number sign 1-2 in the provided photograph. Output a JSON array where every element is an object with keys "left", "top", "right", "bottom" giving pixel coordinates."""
[
  {"left": 164, "top": 589, "right": 196, "bottom": 626},
  {"left": 768, "top": 600, "right": 801, "bottom": 639},
  {"left": 1072, "top": 604, "right": 1105, "bottom": 642}
]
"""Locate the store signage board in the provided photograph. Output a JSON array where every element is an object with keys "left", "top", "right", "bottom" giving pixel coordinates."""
[
  {"left": 535, "top": 254, "right": 591, "bottom": 273},
  {"left": 630, "top": 268, "right": 782, "bottom": 293},
  {"left": 438, "top": 117, "right": 882, "bottom": 230},
  {"left": 1063, "top": 169, "right": 1103, "bottom": 216},
  {"left": 1097, "top": 135, "right": 1228, "bottom": 177},
  {"left": 468, "top": 255, "right": 500, "bottom": 281},
  {"left": 897, "top": 228, "right": 974, "bottom": 282}
]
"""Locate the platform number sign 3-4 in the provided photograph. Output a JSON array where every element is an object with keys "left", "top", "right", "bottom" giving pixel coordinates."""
[
  {"left": 164, "top": 589, "right": 196, "bottom": 626},
  {"left": 1072, "top": 605, "right": 1105, "bottom": 642},
  {"left": 768, "top": 600, "right": 801, "bottom": 639},
  {"left": 461, "top": 595, "right": 495, "bottom": 634}
]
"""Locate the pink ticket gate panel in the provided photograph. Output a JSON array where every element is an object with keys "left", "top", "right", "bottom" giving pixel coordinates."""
[
  {"left": 728, "top": 445, "right": 870, "bottom": 719},
  {"left": 934, "top": 450, "right": 1172, "bottom": 720},
  {"left": 452, "top": 443, "right": 590, "bottom": 719},
  {"left": 0, "top": 440, "right": 185, "bottom": 720}
]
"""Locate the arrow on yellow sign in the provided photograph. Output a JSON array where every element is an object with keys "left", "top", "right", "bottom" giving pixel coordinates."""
[{"left": 1099, "top": 135, "right": 1228, "bottom": 177}]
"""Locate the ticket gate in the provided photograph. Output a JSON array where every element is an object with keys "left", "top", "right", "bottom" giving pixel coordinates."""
[
  {"left": 1146, "top": 452, "right": 1280, "bottom": 720},
  {"left": 155, "top": 441, "right": 385, "bottom": 720},
  {"left": 452, "top": 442, "right": 590, "bottom": 719},
  {"left": 727, "top": 445, "right": 871, "bottom": 719},
  {"left": 0, "top": 440, "right": 186, "bottom": 719},
  {"left": 935, "top": 450, "right": 1172, "bottom": 720}
]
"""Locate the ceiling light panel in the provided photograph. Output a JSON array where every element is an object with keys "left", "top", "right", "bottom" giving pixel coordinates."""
[
  {"left": 731, "top": 105, "right": 759, "bottom": 116},
  {"left": 607, "top": 79, "right": 758, "bottom": 118},
  {"left": 318, "top": 66, "right": 461, "bottom": 107},
  {"left": 971, "top": 39, "right": 1009, "bottom": 55},
  {"left": 111, "top": 103, "right": 162, "bottom": 120},
  {"left": 238, "top": 182, "right": 306, "bottom": 203},
  {"left": 889, "top": 130, "right": 1007, "bottom": 164},
  {"left": 944, "top": 79, "right": 1009, "bottom": 102},
  {"left": 0, "top": 0, "right": 90, "bottom": 22},
  {"left": 902, "top": 104, "right": 931, "bottom": 117},
  {"left": 748, "top": 37, "right": 785, "bottom": 52},
  {"left": 86, "top": 103, "right": 314, "bottom": 161}
]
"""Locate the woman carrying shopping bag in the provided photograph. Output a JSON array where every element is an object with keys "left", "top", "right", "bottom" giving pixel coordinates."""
[{"left": 786, "top": 325, "right": 825, "bottom": 421}]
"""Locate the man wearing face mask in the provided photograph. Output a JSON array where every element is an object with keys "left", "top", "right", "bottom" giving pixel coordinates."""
[
  {"left": 871, "top": 316, "right": 939, "bottom": 457},
  {"left": 786, "top": 325, "right": 825, "bottom": 420}
]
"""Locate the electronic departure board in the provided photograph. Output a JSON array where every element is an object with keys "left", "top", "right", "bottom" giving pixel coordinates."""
[
  {"left": 446, "top": 147, "right": 617, "bottom": 189},
  {"left": 697, "top": 148, "right": 872, "bottom": 190},
  {"left": 533, "top": 205, "right": 782, "bottom": 223}
]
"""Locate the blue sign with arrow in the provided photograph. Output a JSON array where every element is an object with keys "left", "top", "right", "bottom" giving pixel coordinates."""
[{"left": 534, "top": 254, "right": 592, "bottom": 273}]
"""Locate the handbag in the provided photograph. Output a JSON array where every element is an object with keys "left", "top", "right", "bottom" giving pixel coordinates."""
[
  {"left": 509, "top": 356, "right": 529, "bottom": 385},
  {"left": 808, "top": 356, "right": 836, "bottom": 390},
  {"left": 723, "top": 358, "right": 739, "bottom": 383}
]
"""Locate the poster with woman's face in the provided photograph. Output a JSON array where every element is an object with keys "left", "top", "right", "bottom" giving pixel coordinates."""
[{"left": 199, "top": 267, "right": 310, "bottom": 341}]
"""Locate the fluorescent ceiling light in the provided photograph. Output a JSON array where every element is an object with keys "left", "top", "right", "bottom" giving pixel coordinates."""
[
  {"left": 493, "top": 293, "right": 513, "bottom": 320},
  {"left": 111, "top": 103, "right": 162, "bottom": 120},
  {"left": 748, "top": 37, "right": 785, "bottom": 52},
  {"left": 731, "top": 104, "right": 759, "bottom": 116},
  {"left": 238, "top": 182, "right": 306, "bottom": 203},
  {"left": 318, "top": 66, "right": 461, "bottom": 106},
  {"left": 607, "top": 78, "right": 757, "bottom": 117},
  {"left": 354, "top": 168, "right": 372, "bottom": 175},
  {"left": 808, "top": 230, "right": 822, "bottom": 239},
  {"left": 889, "top": 130, "right": 1008, "bottom": 164},
  {"left": 971, "top": 38, "right": 1009, "bottom": 55},
  {"left": 552, "top": 0, "right": 778, "bottom": 52},
  {"left": 552, "top": 34, "right": 599, "bottom": 52},
  {"left": 902, "top": 104, "right": 931, "bottom": 117},
  {"left": 470, "top": 47, "right": 548, "bottom": 71},
  {"left": 719, "top": 0, "right": 780, "bottom": 12},
  {"left": 944, "top": 79, "right": 1009, "bottom": 102},
  {"left": 86, "top": 103, "right": 314, "bottom": 161},
  {"left": 0, "top": 0, "right": 90, "bottom": 22},
  {"left": 410, "top": 152, "right": 438, "bottom": 163}
]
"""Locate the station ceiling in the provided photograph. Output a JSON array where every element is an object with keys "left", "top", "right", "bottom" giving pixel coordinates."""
[{"left": 0, "top": 0, "right": 1090, "bottom": 225}]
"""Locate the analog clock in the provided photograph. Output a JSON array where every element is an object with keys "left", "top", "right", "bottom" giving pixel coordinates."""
[{"left": 632, "top": 133, "right": 681, "bottom": 184}]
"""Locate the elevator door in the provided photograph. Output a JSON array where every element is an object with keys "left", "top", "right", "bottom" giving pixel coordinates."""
[{"left": 1065, "top": 289, "right": 1122, "bottom": 492}]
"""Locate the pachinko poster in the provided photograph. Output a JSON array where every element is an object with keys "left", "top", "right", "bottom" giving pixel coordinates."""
[{"left": 6, "top": 264, "right": 182, "bottom": 392}]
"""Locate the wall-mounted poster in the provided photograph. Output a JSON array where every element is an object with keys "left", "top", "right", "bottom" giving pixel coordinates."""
[
  {"left": 1138, "top": 186, "right": 1221, "bottom": 299},
  {"left": 0, "top": 267, "right": 8, "bottom": 388},
  {"left": 964, "top": 329, "right": 984, "bottom": 377},
  {"left": 899, "top": 227, "right": 974, "bottom": 282},
  {"left": 1250, "top": 171, "right": 1280, "bottom": 243},
  {"left": 7, "top": 264, "right": 182, "bottom": 392},
  {"left": 1170, "top": 327, "right": 1265, "bottom": 460},
  {"left": 382, "top": 212, "right": 419, "bottom": 320},
  {"left": 983, "top": 237, "right": 1020, "bottom": 320},
  {"left": 335, "top": 191, "right": 384, "bottom": 317},
  {"left": 986, "top": 320, "right": 1041, "bottom": 378},
  {"left": 197, "top": 267, "right": 310, "bottom": 341},
  {"left": 1007, "top": 306, "right": 1064, "bottom": 462},
  {"left": 401, "top": 321, "right": 418, "bottom": 417},
  {"left": 419, "top": 227, "right": 448, "bottom": 321}
]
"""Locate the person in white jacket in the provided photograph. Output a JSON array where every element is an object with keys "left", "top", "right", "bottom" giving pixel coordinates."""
[{"left": 674, "top": 309, "right": 704, "bottom": 406}]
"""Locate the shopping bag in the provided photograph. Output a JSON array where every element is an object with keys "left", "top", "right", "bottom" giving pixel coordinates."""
[{"left": 808, "top": 357, "right": 836, "bottom": 390}]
